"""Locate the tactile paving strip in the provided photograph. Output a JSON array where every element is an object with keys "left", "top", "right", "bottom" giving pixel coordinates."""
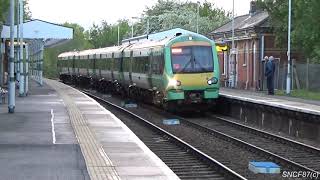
[{"left": 46, "top": 79, "right": 120, "bottom": 180}]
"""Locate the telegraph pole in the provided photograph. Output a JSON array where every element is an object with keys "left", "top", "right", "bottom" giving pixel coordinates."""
[
  {"left": 196, "top": 1, "right": 200, "bottom": 33},
  {"left": 229, "top": 0, "right": 235, "bottom": 88},
  {"left": 19, "top": 0, "right": 25, "bottom": 96},
  {"left": 286, "top": 0, "right": 292, "bottom": 94},
  {"left": 117, "top": 25, "right": 120, "bottom": 45},
  {"left": 147, "top": 18, "right": 150, "bottom": 35},
  {"left": 9, "top": 0, "right": 15, "bottom": 113},
  {"left": 131, "top": 22, "right": 133, "bottom": 38}
]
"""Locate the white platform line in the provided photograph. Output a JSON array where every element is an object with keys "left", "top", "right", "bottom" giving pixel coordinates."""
[{"left": 51, "top": 109, "right": 56, "bottom": 144}]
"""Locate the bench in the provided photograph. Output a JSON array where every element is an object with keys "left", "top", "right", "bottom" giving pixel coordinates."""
[{"left": 0, "top": 87, "right": 8, "bottom": 104}]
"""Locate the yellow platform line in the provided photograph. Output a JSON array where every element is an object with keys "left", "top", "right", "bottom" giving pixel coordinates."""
[{"left": 46, "top": 79, "right": 120, "bottom": 180}]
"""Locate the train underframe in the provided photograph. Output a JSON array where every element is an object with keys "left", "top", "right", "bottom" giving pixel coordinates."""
[{"left": 59, "top": 73, "right": 216, "bottom": 112}]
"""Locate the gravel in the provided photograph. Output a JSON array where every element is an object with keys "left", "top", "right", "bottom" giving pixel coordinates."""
[{"left": 87, "top": 90, "right": 293, "bottom": 180}]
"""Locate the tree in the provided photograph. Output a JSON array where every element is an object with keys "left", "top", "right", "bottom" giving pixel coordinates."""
[
  {"left": 89, "top": 19, "right": 130, "bottom": 48},
  {"left": 0, "top": 0, "right": 10, "bottom": 22},
  {"left": 0, "top": 0, "right": 31, "bottom": 22},
  {"left": 134, "top": 0, "right": 230, "bottom": 36},
  {"left": 44, "top": 23, "right": 93, "bottom": 78},
  {"left": 257, "top": 0, "right": 320, "bottom": 63}
]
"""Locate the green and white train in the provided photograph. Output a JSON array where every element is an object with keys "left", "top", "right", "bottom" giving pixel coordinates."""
[{"left": 58, "top": 33, "right": 220, "bottom": 109}]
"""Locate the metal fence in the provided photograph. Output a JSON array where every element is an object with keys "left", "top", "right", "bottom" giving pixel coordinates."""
[{"left": 275, "top": 61, "right": 320, "bottom": 91}]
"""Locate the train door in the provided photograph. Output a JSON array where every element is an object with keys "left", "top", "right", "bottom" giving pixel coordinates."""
[
  {"left": 111, "top": 53, "right": 114, "bottom": 80},
  {"left": 129, "top": 50, "right": 133, "bottom": 85},
  {"left": 147, "top": 48, "right": 153, "bottom": 90},
  {"left": 93, "top": 54, "right": 96, "bottom": 77},
  {"left": 72, "top": 56, "right": 75, "bottom": 76},
  {"left": 119, "top": 51, "right": 125, "bottom": 84}
]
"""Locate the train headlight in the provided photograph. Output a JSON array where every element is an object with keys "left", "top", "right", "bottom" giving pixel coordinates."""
[
  {"left": 207, "top": 77, "right": 218, "bottom": 85},
  {"left": 168, "top": 79, "right": 181, "bottom": 86}
]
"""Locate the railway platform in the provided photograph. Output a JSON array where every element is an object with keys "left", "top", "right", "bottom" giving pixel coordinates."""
[
  {"left": 219, "top": 87, "right": 320, "bottom": 143},
  {"left": 219, "top": 87, "right": 320, "bottom": 116},
  {"left": 0, "top": 79, "right": 179, "bottom": 180}
]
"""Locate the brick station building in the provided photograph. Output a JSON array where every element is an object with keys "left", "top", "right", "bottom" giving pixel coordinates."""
[{"left": 210, "top": 1, "right": 301, "bottom": 91}]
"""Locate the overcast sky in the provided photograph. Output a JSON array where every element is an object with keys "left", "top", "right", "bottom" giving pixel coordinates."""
[{"left": 28, "top": 0, "right": 252, "bottom": 29}]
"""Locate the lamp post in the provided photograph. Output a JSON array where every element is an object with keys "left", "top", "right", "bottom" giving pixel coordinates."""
[
  {"left": 9, "top": 0, "right": 15, "bottom": 113},
  {"left": 196, "top": 1, "right": 200, "bottom": 33},
  {"left": 228, "top": 0, "right": 236, "bottom": 88},
  {"left": 131, "top": 22, "right": 134, "bottom": 38},
  {"left": 286, "top": 0, "right": 292, "bottom": 94},
  {"left": 132, "top": 16, "right": 150, "bottom": 36},
  {"left": 117, "top": 24, "right": 120, "bottom": 45},
  {"left": 147, "top": 18, "right": 150, "bottom": 35},
  {"left": 19, "top": 0, "right": 25, "bottom": 96}
]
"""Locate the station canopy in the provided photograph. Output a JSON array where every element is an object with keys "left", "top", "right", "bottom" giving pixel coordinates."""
[{"left": 1, "top": 19, "right": 73, "bottom": 47}]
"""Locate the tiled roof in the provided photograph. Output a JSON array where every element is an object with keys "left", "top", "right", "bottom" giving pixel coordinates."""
[{"left": 210, "top": 11, "right": 269, "bottom": 34}]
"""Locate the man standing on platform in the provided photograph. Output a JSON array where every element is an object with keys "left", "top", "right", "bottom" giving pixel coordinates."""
[{"left": 265, "top": 56, "right": 276, "bottom": 95}]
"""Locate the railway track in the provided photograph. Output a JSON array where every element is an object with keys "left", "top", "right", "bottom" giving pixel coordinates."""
[
  {"left": 186, "top": 114, "right": 320, "bottom": 173},
  {"left": 83, "top": 91, "right": 246, "bottom": 180},
  {"left": 130, "top": 98, "right": 320, "bottom": 175},
  {"left": 80, "top": 88, "right": 320, "bottom": 179}
]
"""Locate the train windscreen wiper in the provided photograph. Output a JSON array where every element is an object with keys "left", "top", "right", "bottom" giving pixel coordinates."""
[
  {"left": 178, "top": 56, "right": 193, "bottom": 73},
  {"left": 193, "top": 57, "right": 207, "bottom": 72}
]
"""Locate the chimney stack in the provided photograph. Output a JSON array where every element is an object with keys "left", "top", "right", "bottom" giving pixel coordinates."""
[{"left": 249, "top": 1, "right": 257, "bottom": 16}]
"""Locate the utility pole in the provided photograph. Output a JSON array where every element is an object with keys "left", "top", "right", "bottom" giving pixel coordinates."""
[
  {"left": 131, "top": 22, "right": 134, "bottom": 38},
  {"left": 117, "top": 25, "right": 120, "bottom": 45},
  {"left": 9, "top": 0, "right": 15, "bottom": 113},
  {"left": 229, "top": 0, "right": 236, "bottom": 88},
  {"left": 196, "top": 1, "right": 200, "bottom": 33},
  {"left": 286, "top": 0, "right": 291, "bottom": 94},
  {"left": 16, "top": 0, "right": 20, "bottom": 83},
  {"left": 147, "top": 18, "right": 150, "bottom": 35},
  {"left": 19, "top": 0, "right": 25, "bottom": 96}
]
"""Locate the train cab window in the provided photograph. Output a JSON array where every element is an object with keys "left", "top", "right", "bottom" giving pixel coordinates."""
[{"left": 171, "top": 46, "right": 213, "bottom": 73}]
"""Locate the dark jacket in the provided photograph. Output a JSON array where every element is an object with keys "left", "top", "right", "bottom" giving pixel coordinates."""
[{"left": 265, "top": 60, "right": 275, "bottom": 78}]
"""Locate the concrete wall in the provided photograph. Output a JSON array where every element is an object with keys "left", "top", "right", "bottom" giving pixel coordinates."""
[{"left": 216, "top": 97, "right": 320, "bottom": 143}]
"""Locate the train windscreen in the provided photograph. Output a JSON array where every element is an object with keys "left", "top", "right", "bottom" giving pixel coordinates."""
[{"left": 171, "top": 46, "right": 213, "bottom": 73}]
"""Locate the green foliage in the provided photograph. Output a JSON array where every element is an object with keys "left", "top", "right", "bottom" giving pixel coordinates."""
[
  {"left": 88, "top": 0, "right": 230, "bottom": 48},
  {"left": 45, "top": 0, "right": 230, "bottom": 77},
  {"left": 276, "top": 89, "right": 320, "bottom": 101},
  {"left": 0, "top": 0, "right": 10, "bottom": 22},
  {"left": 0, "top": 0, "right": 31, "bottom": 22},
  {"left": 257, "top": 0, "right": 320, "bottom": 63},
  {"left": 44, "top": 23, "right": 93, "bottom": 78},
  {"left": 0, "top": 2, "right": 8, "bottom": 22},
  {"left": 89, "top": 19, "right": 130, "bottom": 48},
  {"left": 135, "top": 0, "right": 230, "bottom": 35}
]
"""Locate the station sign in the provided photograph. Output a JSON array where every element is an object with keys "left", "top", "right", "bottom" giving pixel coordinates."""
[{"left": 216, "top": 45, "right": 228, "bottom": 52}]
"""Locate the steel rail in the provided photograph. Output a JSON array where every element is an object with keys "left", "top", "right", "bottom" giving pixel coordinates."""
[
  {"left": 83, "top": 90, "right": 247, "bottom": 180},
  {"left": 175, "top": 115, "right": 319, "bottom": 174}
]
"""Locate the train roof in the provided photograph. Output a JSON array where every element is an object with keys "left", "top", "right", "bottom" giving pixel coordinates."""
[
  {"left": 58, "top": 51, "right": 79, "bottom": 59},
  {"left": 59, "top": 32, "right": 213, "bottom": 58}
]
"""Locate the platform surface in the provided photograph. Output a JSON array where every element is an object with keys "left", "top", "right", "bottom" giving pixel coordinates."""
[
  {"left": 220, "top": 87, "right": 320, "bottom": 116},
  {"left": 0, "top": 79, "right": 179, "bottom": 180},
  {"left": 0, "top": 80, "right": 89, "bottom": 180}
]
